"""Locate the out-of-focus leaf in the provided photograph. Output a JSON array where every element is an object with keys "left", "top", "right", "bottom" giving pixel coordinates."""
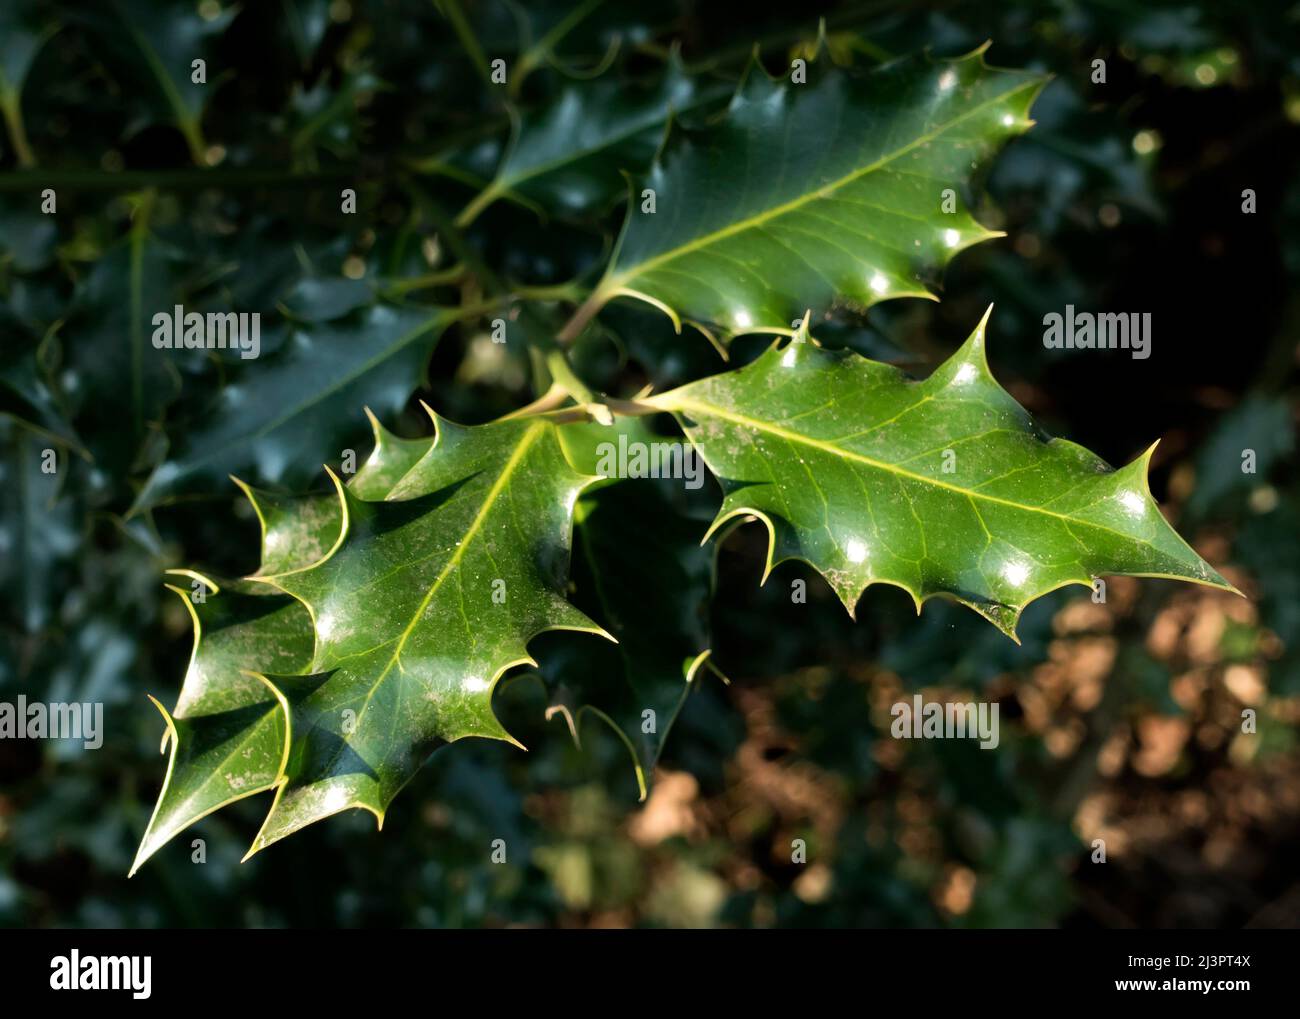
[
  {"left": 0, "top": 309, "right": 82, "bottom": 452},
  {"left": 104, "top": 0, "right": 237, "bottom": 161},
  {"left": 134, "top": 305, "right": 459, "bottom": 510},
  {"left": 462, "top": 61, "right": 727, "bottom": 222},
  {"left": 0, "top": 196, "right": 58, "bottom": 271},
  {"left": 540, "top": 418, "right": 716, "bottom": 794},
  {"left": 1186, "top": 395, "right": 1295, "bottom": 519},
  {"left": 0, "top": 421, "right": 77, "bottom": 632},
  {"left": 61, "top": 220, "right": 186, "bottom": 473},
  {"left": 0, "top": 0, "right": 54, "bottom": 167},
  {"left": 280, "top": 276, "right": 374, "bottom": 323}
]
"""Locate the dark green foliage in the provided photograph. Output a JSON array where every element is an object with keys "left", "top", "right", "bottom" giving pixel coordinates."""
[{"left": 1, "top": 0, "right": 1298, "bottom": 930}]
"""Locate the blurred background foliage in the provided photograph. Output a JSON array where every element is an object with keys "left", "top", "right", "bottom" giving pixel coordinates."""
[{"left": 1, "top": 0, "right": 1299, "bottom": 928}]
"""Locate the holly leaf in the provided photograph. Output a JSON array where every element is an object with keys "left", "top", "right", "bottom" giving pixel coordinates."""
[
  {"left": 540, "top": 419, "right": 717, "bottom": 796},
  {"left": 103, "top": 0, "right": 237, "bottom": 162},
  {"left": 130, "top": 576, "right": 313, "bottom": 875},
  {"left": 592, "top": 49, "right": 1046, "bottom": 338},
  {"left": 63, "top": 222, "right": 186, "bottom": 474},
  {"left": 463, "top": 60, "right": 727, "bottom": 222},
  {"left": 247, "top": 414, "right": 606, "bottom": 853},
  {"left": 133, "top": 413, "right": 607, "bottom": 863},
  {"left": 134, "top": 306, "right": 458, "bottom": 511},
  {"left": 652, "top": 309, "right": 1236, "bottom": 638}
]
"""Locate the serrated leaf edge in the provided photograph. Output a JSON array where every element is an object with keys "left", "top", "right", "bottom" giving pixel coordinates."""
[{"left": 652, "top": 306, "right": 1240, "bottom": 642}]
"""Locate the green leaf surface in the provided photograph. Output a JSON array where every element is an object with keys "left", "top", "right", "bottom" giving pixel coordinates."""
[
  {"left": 465, "top": 61, "right": 726, "bottom": 222},
  {"left": 63, "top": 222, "right": 185, "bottom": 474},
  {"left": 130, "top": 576, "right": 313, "bottom": 875},
  {"left": 134, "top": 305, "right": 458, "bottom": 510},
  {"left": 545, "top": 419, "right": 717, "bottom": 794},
  {"left": 654, "top": 310, "right": 1234, "bottom": 638},
  {"left": 246, "top": 414, "right": 605, "bottom": 852},
  {"left": 136, "top": 413, "right": 607, "bottom": 862},
  {"left": 595, "top": 49, "right": 1046, "bottom": 337},
  {"left": 0, "top": 312, "right": 82, "bottom": 453},
  {"left": 0, "top": 422, "right": 77, "bottom": 632}
]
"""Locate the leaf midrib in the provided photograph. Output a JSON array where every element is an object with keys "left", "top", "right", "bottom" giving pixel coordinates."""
[
  {"left": 603, "top": 76, "right": 1041, "bottom": 290},
  {"left": 354, "top": 421, "right": 544, "bottom": 718},
  {"left": 664, "top": 394, "right": 1146, "bottom": 544}
]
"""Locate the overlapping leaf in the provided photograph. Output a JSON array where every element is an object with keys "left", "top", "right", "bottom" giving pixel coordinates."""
[
  {"left": 463, "top": 60, "right": 727, "bottom": 222},
  {"left": 63, "top": 222, "right": 186, "bottom": 474},
  {"left": 594, "top": 48, "right": 1046, "bottom": 337},
  {"left": 133, "top": 305, "right": 459, "bottom": 510},
  {"left": 545, "top": 418, "right": 717, "bottom": 795},
  {"left": 135, "top": 412, "right": 607, "bottom": 863},
  {"left": 652, "top": 310, "right": 1235, "bottom": 638},
  {"left": 100, "top": 0, "right": 237, "bottom": 162},
  {"left": 130, "top": 576, "right": 312, "bottom": 875}
]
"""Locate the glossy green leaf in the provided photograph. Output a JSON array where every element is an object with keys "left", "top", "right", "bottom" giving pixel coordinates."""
[
  {"left": 133, "top": 306, "right": 458, "bottom": 511},
  {"left": 130, "top": 576, "right": 313, "bottom": 875},
  {"left": 246, "top": 414, "right": 605, "bottom": 852},
  {"left": 593, "top": 49, "right": 1046, "bottom": 338},
  {"left": 462, "top": 61, "right": 726, "bottom": 223},
  {"left": 135, "top": 413, "right": 606, "bottom": 861},
  {"left": 653, "top": 310, "right": 1235, "bottom": 638}
]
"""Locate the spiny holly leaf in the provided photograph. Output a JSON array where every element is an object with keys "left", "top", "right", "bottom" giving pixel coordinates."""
[
  {"left": 464, "top": 60, "right": 727, "bottom": 222},
  {"left": 134, "top": 413, "right": 607, "bottom": 863},
  {"left": 594, "top": 48, "right": 1046, "bottom": 339},
  {"left": 130, "top": 575, "right": 313, "bottom": 875},
  {"left": 653, "top": 309, "right": 1235, "bottom": 638},
  {"left": 133, "top": 476, "right": 344, "bottom": 871},
  {"left": 539, "top": 418, "right": 717, "bottom": 796},
  {"left": 237, "top": 480, "right": 345, "bottom": 578},
  {"left": 244, "top": 414, "right": 606, "bottom": 853},
  {"left": 133, "top": 306, "right": 459, "bottom": 511}
]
